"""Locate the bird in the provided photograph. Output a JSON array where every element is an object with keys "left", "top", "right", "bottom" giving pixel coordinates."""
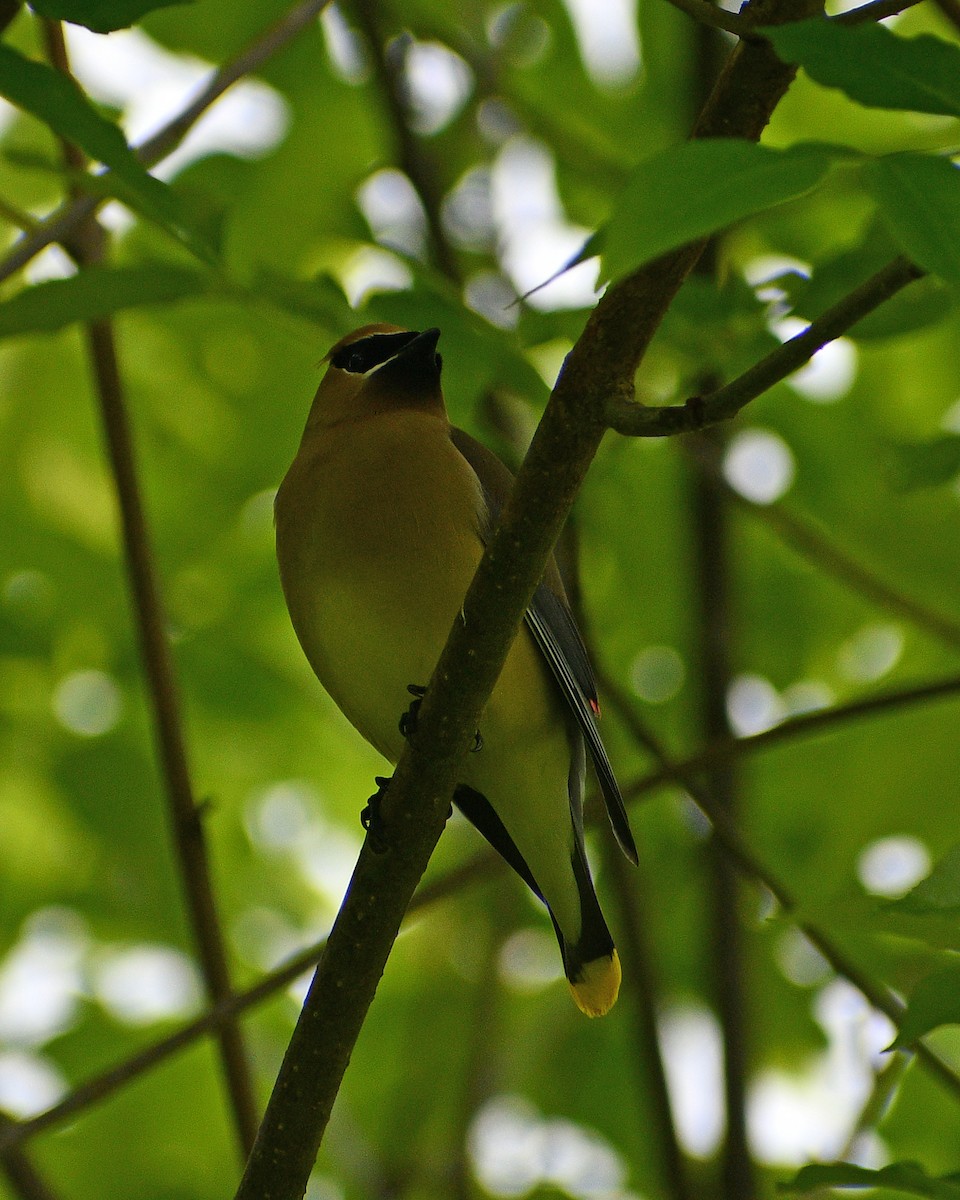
[{"left": 274, "top": 323, "right": 637, "bottom": 1017}]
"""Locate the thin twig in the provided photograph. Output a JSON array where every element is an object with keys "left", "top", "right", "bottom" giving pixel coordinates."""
[
  {"left": 599, "top": 675, "right": 960, "bottom": 1103},
  {"left": 0, "top": 852, "right": 497, "bottom": 1154},
  {"left": 624, "top": 671, "right": 960, "bottom": 800},
  {"left": 712, "top": 479, "right": 960, "bottom": 655},
  {"left": 40, "top": 17, "right": 259, "bottom": 1157},
  {"left": 662, "top": 0, "right": 753, "bottom": 37},
  {"left": 0, "top": 0, "right": 332, "bottom": 285},
  {"left": 839, "top": 1052, "right": 909, "bottom": 1156},
  {"left": 0, "top": 1117, "right": 61, "bottom": 1200},
  {"left": 607, "top": 848, "right": 696, "bottom": 1200},
  {"left": 688, "top": 432, "right": 757, "bottom": 1200},
  {"left": 836, "top": 0, "right": 925, "bottom": 21},
  {"left": 576, "top": 592, "right": 693, "bottom": 1200},
  {"left": 606, "top": 257, "right": 926, "bottom": 436},
  {"left": 0, "top": 195, "right": 35, "bottom": 231},
  {"left": 0, "top": 0, "right": 19, "bottom": 32},
  {"left": 931, "top": 0, "right": 960, "bottom": 33},
  {"left": 89, "top": 327, "right": 259, "bottom": 1162},
  {"left": 350, "top": 0, "right": 459, "bottom": 279}
]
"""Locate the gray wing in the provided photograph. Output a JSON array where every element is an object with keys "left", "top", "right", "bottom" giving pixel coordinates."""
[{"left": 450, "top": 425, "right": 638, "bottom": 865}]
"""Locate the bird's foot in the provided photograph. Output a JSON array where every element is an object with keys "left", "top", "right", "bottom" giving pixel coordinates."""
[
  {"left": 398, "top": 684, "right": 426, "bottom": 739},
  {"left": 398, "top": 683, "right": 483, "bottom": 751},
  {"left": 360, "top": 775, "right": 391, "bottom": 854}
]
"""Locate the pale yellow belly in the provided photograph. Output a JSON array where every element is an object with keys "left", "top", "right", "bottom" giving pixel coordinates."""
[{"left": 276, "top": 410, "right": 581, "bottom": 937}]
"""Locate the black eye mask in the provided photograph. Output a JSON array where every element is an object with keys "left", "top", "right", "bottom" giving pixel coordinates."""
[{"left": 331, "top": 330, "right": 420, "bottom": 374}]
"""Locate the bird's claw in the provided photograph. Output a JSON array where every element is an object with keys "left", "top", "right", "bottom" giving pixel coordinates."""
[
  {"left": 360, "top": 775, "right": 391, "bottom": 854},
  {"left": 398, "top": 683, "right": 483, "bottom": 751},
  {"left": 398, "top": 684, "right": 427, "bottom": 738}
]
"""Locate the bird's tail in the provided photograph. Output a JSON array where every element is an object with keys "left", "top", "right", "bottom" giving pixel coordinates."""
[
  {"left": 554, "top": 840, "right": 621, "bottom": 1018},
  {"left": 453, "top": 784, "right": 621, "bottom": 1016}
]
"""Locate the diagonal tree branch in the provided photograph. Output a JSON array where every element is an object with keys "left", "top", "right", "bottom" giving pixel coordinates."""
[
  {"left": 696, "top": 462, "right": 960, "bottom": 654},
  {"left": 598, "top": 675, "right": 960, "bottom": 1104},
  {"left": 0, "top": 852, "right": 496, "bottom": 1154},
  {"left": 233, "top": 4, "right": 823, "bottom": 1197},
  {"left": 41, "top": 17, "right": 258, "bottom": 1162},
  {"left": 931, "top": 0, "right": 960, "bottom": 34},
  {"left": 624, "top": 671, "right": 960, "bottom": 801},
  {"left": 0, "top": 1117, "right": 61, "bottom": 1200},
  {"left": 607, "top": 256, "right": 926, "bottom": 436},
  {"left": 837, "top": 0, "right": 924, "bottom": 21},
  {"left": 0, "top": 0, "right": 332, "bottom": 285}
]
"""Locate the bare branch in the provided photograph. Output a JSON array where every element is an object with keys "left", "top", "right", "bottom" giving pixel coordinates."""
[
  {"left": 233, "top": 6, "right": 822, "bottom": 1197},
  {"left": 624, "top": 672, "right": 960, "bottom": 800},
  {"left": 0, "top": 853, "right": 496, "bottom": 1154},
  {"left": 708, "top": 469, "right": 960, "bottom": 654},
  {"left": 931, "top": 0, "right": 960, "bottom": 34},
  {"left": 0, "top": 0, "right": 19, "bottom": 32},
  {"left": 688, "top": 434, "right": 758, "bottom": 1199},
  {"left": 0, "top": 1116, "right": 61, "bottom": 1200},
  {"left": 0, "top": 0, "right": 332, "bottom": 285},
  {"left": 835, "top": 0, "right": 925, "bottom": 22},
  {"left": 599, "top": 676, "right": 960, "bottom": 1104},
  {"left": 607, "top": 848, "right": 696, "bottom": 1200},
  {"left": 89, "top": 325, "right": 259, "bottom": 1160},
  {"left": 41, "top": 19, "right": 257, "bottom": 1160},
  {"left": 136, "top": 0, "right": 333, "bottom": 168},
  {"left": 350, "top": 0, "right": 460, "bottom": 279},
  {"left": 606, "top": 256, "right": 925, "bottom": 436}
]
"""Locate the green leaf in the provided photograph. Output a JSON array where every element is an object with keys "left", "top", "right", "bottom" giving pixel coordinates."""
[
  {"left": 0, "top": 42, "right": 159, "bottom": 196},
  {"left": 765, "top": 20, "right": 960, "bottom": 118},
  {"left": 600, "top": 140, "right": 843, "bottom": 283},
  {"left": 0, "top": 265, "right": 208, "bottom": 336},
  {"left": 780, "top": 1161, "right": 960, "bottom": 1198},
  {"left": 889, "top": 435, "right": 960, "bottom": 491},
  {"left": 27, "top": 0, "right": 189, "bottom": 32},
  {"left": 254, "top": 271, "right": 355, "bottom": 330},
  {"left": 887, "top": 844, "right": 960, "bottom": 916},
  {"left": 863, "top": 155, "right": 960, "bottom": 289},
  {"left": 0, "top": 43, "right": 211, "bottom": 262},
  {"left": 891, "top": 961, "right": 960, "bottom": 1047}
]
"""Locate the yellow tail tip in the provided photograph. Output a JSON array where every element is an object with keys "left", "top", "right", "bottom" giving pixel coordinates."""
[{"left": 568, "top": 949, "right": 621, "bottom": 1018}]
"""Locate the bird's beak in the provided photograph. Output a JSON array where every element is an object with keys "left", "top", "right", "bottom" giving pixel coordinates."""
[{"left": 375, "top": 327, "right": 442, "bottom": 390}]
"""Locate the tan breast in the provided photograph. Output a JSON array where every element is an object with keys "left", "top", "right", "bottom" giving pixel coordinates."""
[{"left": 275, "top": 409, "right": 487, "bottom": 758}]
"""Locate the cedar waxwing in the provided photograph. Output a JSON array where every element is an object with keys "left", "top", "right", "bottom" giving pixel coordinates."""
[{"left": 275, "top": 324, "right": 637, "bottom": 1017}]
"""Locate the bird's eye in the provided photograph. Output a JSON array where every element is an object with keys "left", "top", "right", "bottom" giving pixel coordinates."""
[{"left": 346, "top": 351, "right": 365, "bottom": 373}]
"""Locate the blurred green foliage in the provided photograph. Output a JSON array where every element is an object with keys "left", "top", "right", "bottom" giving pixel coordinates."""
[{"left": 1, "top": 1, "right": 960, "bottom": 1198}]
